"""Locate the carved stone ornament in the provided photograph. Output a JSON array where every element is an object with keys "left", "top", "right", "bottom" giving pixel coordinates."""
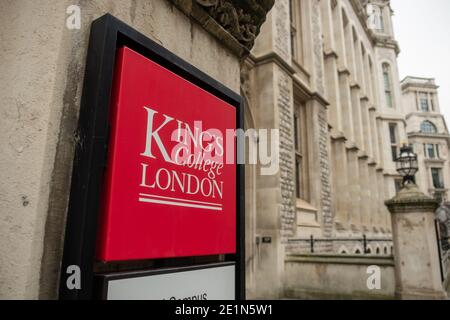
[{"left": 195, "top": 0, "right": 275, "bottom": 49}]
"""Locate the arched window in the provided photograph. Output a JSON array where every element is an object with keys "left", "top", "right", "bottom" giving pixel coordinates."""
[
  {"left": 421, "top": 121, "right": 437, "bottom": 134},
  {"left": 383, "top": 63, "right": 394, "bottom": 108}
]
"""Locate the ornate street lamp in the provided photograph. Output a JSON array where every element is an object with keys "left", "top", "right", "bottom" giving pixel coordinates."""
[{"left": 395, "top": 145, "right": 419, "bottom": 185}]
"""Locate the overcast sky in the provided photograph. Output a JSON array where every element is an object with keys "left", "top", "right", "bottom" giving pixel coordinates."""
[{"left": 391, "top": 0, "right": 450, "bottom": 124}]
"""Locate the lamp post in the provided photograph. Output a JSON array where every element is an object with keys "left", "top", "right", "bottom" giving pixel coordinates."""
[
  {"left": 386, "top": 144, "right": 447, "bottom": 299},
  {"left": 395, "top": 144, "right": 419, "bottom": 186}
]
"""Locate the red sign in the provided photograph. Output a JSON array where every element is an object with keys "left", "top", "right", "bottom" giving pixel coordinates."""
[{"left": 96, "top": 47, "right": 237, "bottom": 262}]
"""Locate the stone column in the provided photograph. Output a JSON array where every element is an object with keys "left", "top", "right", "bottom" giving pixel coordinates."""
[
  {"left": 350, "top": 84, "right": 364, "bottom": 148},
  {"left": 385, "top": 184, "right": 447, "bottom": 300},
  {"left": 358, "top": 155, "right": 370, "bottom": 232},
  {"left": 368, "top": 162, "right": 379, "bottom": 232},
  {"left": 376, "top": 117, "right": 384, "bottom": 166},
  {"left": 347, "top": 146, "right": 361, "bottom": 231},
  {"left": 332, "top": 2, "right": 347, "bottom": 70},
  {"left": 320, "top": 0, "right": 335, "bottom": 53},
  {"left": 339, "top": 70, "right": 354, "bottom": 141},
  {"left": 415, "top": 91, "right": 420, "bottom": 111},
  {"left": 369, "top": 108, "right": 379, "bottom": 163},
  {"left": 324, "top": 52, "right": 342, "bottom": 131},
  {"left": 360, "top": 97, "right": 373, "bottom": 157},
  {"left": 344, "top": 23, "right": 357, "bottom": 82},
  {"left": 332, "top": 136, "right": 349, "bottom": 231},
  {"left": 364, "top": 53, "right": 374, "bottom": 103},
  {"left": 354, "top": 41, "right": 366, "bottom": 95}
]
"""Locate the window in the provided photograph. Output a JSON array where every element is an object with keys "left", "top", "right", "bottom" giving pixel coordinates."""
[
  {"left": 424, "top": 143, "right": 440, "bottom": 159},
  {"left": 290, "top": 0, "right": 304, "bottom": 64},
  {"left": 383, "top": 63, "right": 394, "bottom": 108},
  {"left": 294, "top": 112, "right": 302, "bottom": 199},
  {"left": 420, "top": 121, "right": 437, "bottom": 134},
  {"left": 378, "top": 10, "right": 385, "bottom": 32},
  {"left": 425, "top": 144, "right": 436, "bottom": 159},
  {"left": 419, "top": 92, "right": 430, "bottom": 112},
  {"left": 389, "top": 123, "right": 398, "bottom": 161},
  {"left": 294, "top": 101, "right": 308, "bottom": 200},
  {"left": 431, "top": 168, "right": 444, "bottom": 189},
  {"left": 368, "top": 4, "right": 385, "bottom": 32}
]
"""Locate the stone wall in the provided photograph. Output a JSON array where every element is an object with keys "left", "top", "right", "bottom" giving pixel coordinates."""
[
  {"left": 278, "top": 70, "right": 296, "bottom": 239},
  {"left": 0, "top": 0, "right": 244, "bottom": 299},
  {"left": 284, "top": 254, "right": 396, "bottom": 299},
  {"left": 318, "top": 106, "right": 333, "bottom": 239}
]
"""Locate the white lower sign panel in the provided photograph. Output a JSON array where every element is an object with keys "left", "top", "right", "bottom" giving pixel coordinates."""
[{"left": 106, "top": 264, "right": 235, "bottom": 300}]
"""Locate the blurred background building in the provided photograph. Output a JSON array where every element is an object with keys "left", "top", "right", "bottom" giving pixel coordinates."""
[{"left": 243, "top": 0, "right": 449, "bottom": 299}]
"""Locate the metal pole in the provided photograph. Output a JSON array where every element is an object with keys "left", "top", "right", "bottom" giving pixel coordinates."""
[
  {"left": 435, "top": 219, "right": 445, "bottom": 282},
  {"left": 363, "top": 234, "right": 367, "bottom": 254}
]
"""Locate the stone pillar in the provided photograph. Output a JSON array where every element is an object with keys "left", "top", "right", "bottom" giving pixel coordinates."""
[
  {"left": 332, "top": 2, "right": 347, "bottom": 70},
  {"left": 354, "top": 41, "right": 366, "bottom": 95},
  {"left": 369, "top": 108, "right": 379, "bottom": 162},
  {"left": 331, "top": 136, "right": 349, "bottom": 231},
  {"left": 250, "top": 0, "right": 291, "bottom": 299},
  {"left": 338, "top": 70, "right": 354, "bottom": 141},
  {"left": 251, "top": 62, "right": 290, "bottom": 300},
  {"left": 320, "top": 0, "right": 335, "bottom": 53},
  {"left": 385, "top": 184, "right": 448, "bottom": 300},
  {"left": 368, "top": 163, "right": 379, "bottom": 232},
  {"left": 358, "top": 155, "right": 370, "bottom": 232},
  {"left": 347, "top": 146, "right": 361, "bottom": 231},
  {"left": 376, "top": 169, "right": 388, "bottom": 233},
  {"left": 324, "top": 53, "right": 342, "bottom": 131},
  {"left": 350, "top": 84, "right": 364, "bottom": 148},
  {"left": 344, "top": 23, "right": 357, "bottom": 82},
  {"left": 360, "top": 98, "right": 373, "bottom": 157}
]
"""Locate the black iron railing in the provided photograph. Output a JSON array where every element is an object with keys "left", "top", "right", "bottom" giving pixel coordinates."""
[
  {"left": 434, "top": 219, "right": 450, "bottom": 282},
  {"left": 288, "top": 235, "right": 393, "bottom": 255}
]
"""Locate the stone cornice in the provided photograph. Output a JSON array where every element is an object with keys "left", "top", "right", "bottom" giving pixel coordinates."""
[
  {"left": 385, "top": 183, "right": 438, "bottom": 214},
  {"left": 373, "top": 36, "right": 400, "bottom": 55},
  {"left": 405, "top": 112, "right": 446, "bottom": 120},
  {"left": 407, "top": 132, "right": 450, "bottom": 140},
  {"left": 401, "top": 82, "right": 439, "bottom": 91},
  {"left": 250, "top": 51, "right": 297, "bottom": 76}
]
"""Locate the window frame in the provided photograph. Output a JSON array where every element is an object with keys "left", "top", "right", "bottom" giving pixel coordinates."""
[
  {"left": 421, "top": 120, "right": 438, "bottom": 134},
  {"left": 431, "top": 168, "right": 445, "bottom": 189},
  {"left": 389, "top": 123, "right": 399, "bottom": 161},
  {"left": 294, "top": 100, "right": 309, "bottom": 201},
  {"left": 419, "top": 92, "right": 430, "bottom": 112},
  {"left": 382, "top": 63, "right": 394, "bottom": 108}
]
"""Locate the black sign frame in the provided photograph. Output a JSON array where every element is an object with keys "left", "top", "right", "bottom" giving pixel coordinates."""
[{"left": 59, "top": 13, "right": 245, "bottom": 300}]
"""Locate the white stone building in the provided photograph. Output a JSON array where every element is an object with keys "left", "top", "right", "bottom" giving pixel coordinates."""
[
  {"left": 243, "top": 0, "right": 411, "bottom": 299},
  {"left": 401, "top": 76, "right": 450, "bottom": 203}
]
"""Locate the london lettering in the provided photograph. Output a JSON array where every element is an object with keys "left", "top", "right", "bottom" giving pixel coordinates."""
[{"left": 139, "top": 106, "right": 225, "bottom": 202}]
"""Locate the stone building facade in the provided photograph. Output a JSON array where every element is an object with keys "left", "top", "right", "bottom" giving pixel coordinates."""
[
  {"left": 401, "top": 76, "right": 450, "bottom": 203},
  {"left": 243, "top": 0, "right": 407, "bottom": 299},
  {"left": 0, "top": 0, "right": 273, "bottom": 299}
]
